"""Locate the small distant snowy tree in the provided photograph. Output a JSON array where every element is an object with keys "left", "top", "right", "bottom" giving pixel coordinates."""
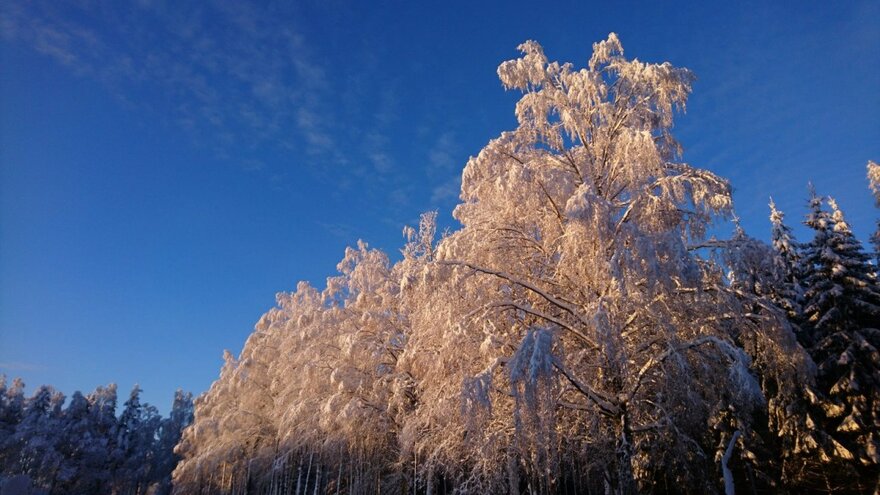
[
  {"left": 84, "top": 383, "right": 119, "bottom": 492},
  {"left": 55, "top": 391, "right": 93, "bottom": 492},
  {"left": 116, "top": 385, "right": 143, "bottom": 490},
  {"left": 12, "top": 387, "right": 53, "bottom": 478},
  {"left": 868, "top": 160, "right": 880, "bottom": 265},
  {"left": 0, "top": 384, "right": 66, "bottom": 490},
  {"left": 0, "top": 377, "right": 26, "bottom": 469},
  {"left": 151, "top": 390, "right": 193, "bottom": 494},
  {"left": 725, "top": 222, "right": 779, "bottom": 298},
  {"left": 768, "top": 199, "right": 803, "bottom": 320}
]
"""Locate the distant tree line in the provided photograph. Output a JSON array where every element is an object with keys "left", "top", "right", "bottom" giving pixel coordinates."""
[
  {"left": 0, "top": 379, "right": 193, "bottom": 494},
  {"left": 171, "top": 35, "right": 879, "bottom": 494}
]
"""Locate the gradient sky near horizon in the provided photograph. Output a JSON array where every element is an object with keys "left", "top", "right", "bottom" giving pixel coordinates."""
[{"left": 1, "top": 0, "right": 878, "bottom": 413}]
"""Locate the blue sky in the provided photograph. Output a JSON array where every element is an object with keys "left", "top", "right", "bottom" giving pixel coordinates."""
[{"left": 1, "top": 1, "right": 878, "bottom": 413}]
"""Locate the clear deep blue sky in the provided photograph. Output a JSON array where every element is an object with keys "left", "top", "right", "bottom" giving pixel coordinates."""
[{"left": 1, "top": 1, "right": 878, "bottom": 413}]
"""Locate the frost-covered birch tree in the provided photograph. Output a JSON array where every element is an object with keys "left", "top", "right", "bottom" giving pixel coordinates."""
[
  {"left": 174, "top": 240, "right": 411, "bottom": 494},
  {"left": 396, "top": 34, "right": 811, "bottom": 494}
]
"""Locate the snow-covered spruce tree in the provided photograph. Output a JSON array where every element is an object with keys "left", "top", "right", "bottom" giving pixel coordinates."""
[
  {"left": 55, "top": 390, "right": 111, "bottom": 493},
  {"left": 115, "top": 384, "right": 164, "bottom": 494},
  {"left": 8, "top": 385, "right": 66, "bottom": 488},
  {"left": 58, "top": 385, "right": 118, "bottom": 493},
  {"left": 801, "top": 191, "right": 880, "bottom": 336},
  {"left": 55, "top": 390, "right": 91, "bottom": 491},
  {"left": 768, "top": 200, "right": 804, "bottom": 321},
  {"left": 86, "top": 383, "right": 120, "bottom": 491},
  {"left": 0, "top": 377, "right": 25, "bottom": 470},
  {"left": 396, "top": 35, "right": 810, "bottom": 494},
  {"left": 797, "top": 191, "right": 880, "bottom": 488},
  {"left": 869, "top": 160, "right": 880, "bottom": 265}
]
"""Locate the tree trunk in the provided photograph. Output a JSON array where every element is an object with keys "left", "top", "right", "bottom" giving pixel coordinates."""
[
  {"left": 721, "top": 431, "right": 741, "bottom": 495},
  {"left": 313, "top": 463, "right": 321, "bottom": 495},
  {"left": 295, "top": 455, "right": 304, "bottom": 495},
  {"left": 506, "top": 450, "right": 520, "bottom": 495},
  {"left": 304, "top": 452, "right": 314, "bottom": 495},
  {"left": 615, "top": 410, "right": 636, "bottom": 495}
]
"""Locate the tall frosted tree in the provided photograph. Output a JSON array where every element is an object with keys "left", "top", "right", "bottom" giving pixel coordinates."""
[
  {"left": 174, "top": 240, "right": 410, "bottom": 494},
  {"left": 396, "top": 35, "right": 809, "bottom": 493},
  {"left": 173, "top": 346, "right": 276, "bottom": 493},
  {"left": 117, "top": 384, "right": 144, "bottom": 491}
]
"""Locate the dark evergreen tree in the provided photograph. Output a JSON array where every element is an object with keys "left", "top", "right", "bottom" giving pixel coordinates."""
[
  {"left": 115, "top": 384, "right": 162, "bottom": 494},
  {"left": 802, "top": 195, "right": 880, "bottom": 336},
  {"left": 798, "top": 191, "right": 880, "bottom": 490},
  {"left": 2, "top": 385, "right": 65, "bottom": 488},
  {"left": 55, "top": 391, "right": 93, "bottom": 492},
  {"left": 0, "top": 376, "right": 25, "bottom": 469},
  {"left": 152, "top": 390, "right": 194, "bottom": 494}
]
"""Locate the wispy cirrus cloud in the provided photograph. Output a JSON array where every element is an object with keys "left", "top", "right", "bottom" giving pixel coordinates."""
[
  {"left": 0, "top": 1, "right": 351, "bottom": 174},
  {"left": 0, "top": 361, "right": 48, "bottom": 372},
  {"left": 425, "top": 132, "right": 462, "bottom": 205},
  {"left": 3, "top": 0, "right": 477, "bottom": 242},
  {"left": 427, "top": 132, "right": 458, "bottom": 173}
]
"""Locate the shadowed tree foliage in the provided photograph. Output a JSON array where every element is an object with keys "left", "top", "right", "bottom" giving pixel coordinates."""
[{"left": 0, "top": 379, "right": 193, "bottom": 495}]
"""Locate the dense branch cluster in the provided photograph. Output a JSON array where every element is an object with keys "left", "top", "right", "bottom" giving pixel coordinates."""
[{"left": 161, "top": 35, "right": 877, "bottom": 494}]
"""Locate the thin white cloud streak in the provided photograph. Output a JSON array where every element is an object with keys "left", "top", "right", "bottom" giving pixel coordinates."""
[
  {"left": 0, "top": 1, "right": 345, "bottom": 171},
  {"left": 426, "top": 132, "right": 462, "bottom": 205},
  {"left": 0, "top": 361, "right": 48, "bottom": 372},
  {"left": 4, "top": 0, "right": 497, "bottom": 229},
  {"left": 430, "top": 175, "right": 461, "bottom": 205}
]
